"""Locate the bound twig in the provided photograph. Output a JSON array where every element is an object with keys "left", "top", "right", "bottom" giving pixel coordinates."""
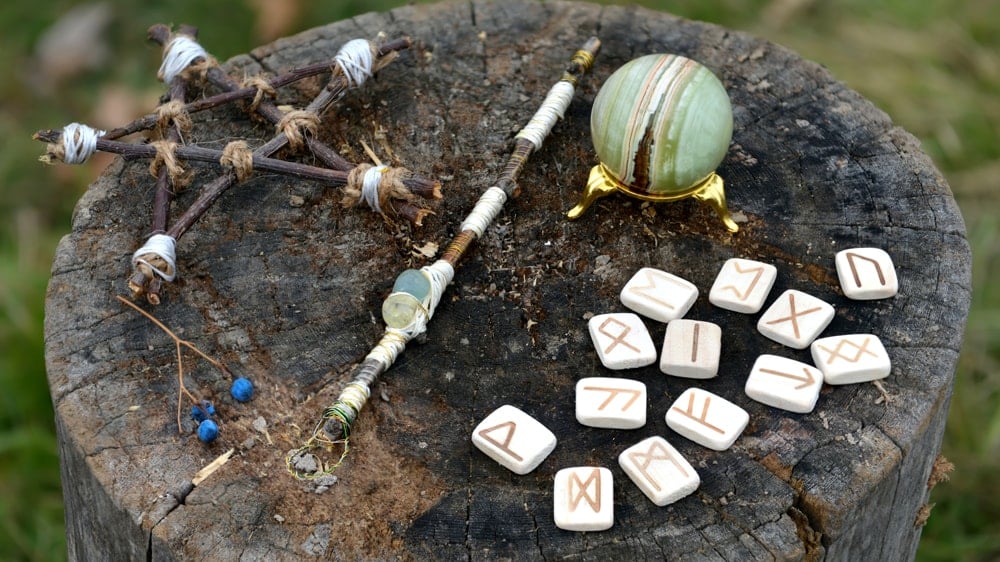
[
  {"left": 99, "top": 59, "right": 353, "bottom": 141},
  {"left": 286, "top": 37, "right": 602, "bottom": 479},
  {"left": 145, "top": 77, "right": 190, "bottom": 305},
  {"left": 33, "top": 130, "right": 368, "bottom": 182},
  {"left": 95, "top": 27, "right": 413, "bottom": 143}
]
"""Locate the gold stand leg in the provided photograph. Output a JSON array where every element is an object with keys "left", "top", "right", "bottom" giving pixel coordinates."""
[
  {"left": 691, "top": 173, "right": 739, "bottom": 233},
  {"left": 566, "top": 165, "right": 619, "bottom": 219},
  {"left": 567, "top": 165, "right": 739, "bottom": 233}
]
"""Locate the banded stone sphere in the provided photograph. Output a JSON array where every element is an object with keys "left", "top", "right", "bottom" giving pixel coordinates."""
[{"left": 591, "top": 54, "right": 733, "bottom": 196}]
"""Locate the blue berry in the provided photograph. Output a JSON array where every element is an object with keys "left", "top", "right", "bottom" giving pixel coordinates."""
[
  {"left": 191, "top": 405, "right": 207, "bottom": 423},
  {"left": 231, "top": 377, "right": 254, "bottom": 403},
  {"left": 190, "top": 401, "right": 216, "bottom": 423},
  {"left": 197, "top": 419, "right": 219, "bottom": 443}
]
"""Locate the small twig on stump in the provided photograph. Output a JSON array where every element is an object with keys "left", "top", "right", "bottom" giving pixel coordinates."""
[
  {"left": 99, "top": 60, "right": 350, "bottom": 141},
  {"left": 116, "top": 295, "right": 233, "bottom": 433},
  {"left": 33, "top": 130, "right": 392, "bottom": 185},
  {"left": 147, "top": 49, "right": 196, "bottom": 304}
]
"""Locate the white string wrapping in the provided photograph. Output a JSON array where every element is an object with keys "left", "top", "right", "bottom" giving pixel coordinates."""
[
  {"left": 131, "top": 234, "right": 178, "bottom": 282},
  {"left": 422, "top": 260, "right": 456, "bottom": 322},
  {"left": 514, "top": 80, "right": 576, "bottom": 149},
  {"left": 158, "top": 36, "right": 208, "bottom": 84},
  {"left": 361, "top": 164, "right": 389, "bottom": 213},
  {"left": 460, "top": 186, "right": 508, "bottom": 238},
  {"left": 334, "top": 39, "right": 375, "bottom": 88},
  {"left": 61, "top": 123, "right": 105, "bottom": 164},
  {"left": 366, "top": 328, "right": 409, "bottom": 368}
]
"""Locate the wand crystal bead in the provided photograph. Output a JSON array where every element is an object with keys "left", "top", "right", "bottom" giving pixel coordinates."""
[{"left": 381, "top": 269, "right": 432, "bottom": 329}]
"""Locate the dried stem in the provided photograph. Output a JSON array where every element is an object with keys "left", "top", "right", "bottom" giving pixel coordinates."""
[
  {"left": 100, "top": 60, "right": 344, "bottom": 141},
  {"left": 146, "top": 75, "right": 191, "bottom": 304},
  {"left": 117, "top": 295, "right": 232, "bottom": 433}
]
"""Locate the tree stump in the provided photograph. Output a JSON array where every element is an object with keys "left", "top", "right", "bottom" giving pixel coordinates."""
[{"left": 45, "top": 1, "right": 971, "bottom": 560}]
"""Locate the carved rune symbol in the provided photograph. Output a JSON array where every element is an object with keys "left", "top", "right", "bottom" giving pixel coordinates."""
[
  {"left": 582, "top": 386, "right": 642, "bottom": 411},
  {"left": 598, "top": 317, "right": 640, "bottom": 354},
  {"left": 845, "top": 252, "right": 887, "bottom": 287},
  {"left": 567, "top": 468, "right": 602, "bottom": 512},
  {"left": 477, "top": 421, "right": 523, "bottom": 461},
  {"left": 818, "top": 337, "right": 878, "bottom": 364},
  {"left": 719, "top": 261, "right": 765, "bottom": 301},
  {"left": 671, "top": 392, "right": 724, "bottom": 434},
  {"left": 690, "top": 323, "right": 701, "bottom": 363},
  {"left": 627, "top": 440, "right": 689, "bottom": 491},
  {"left": 765, "top": 293, "right": 822, "bottom": 339},
  {"left": 627, "top": 269, "right": 684, "bottom": 309},
  {"left": 759, "top": 367, "right": 817, "bottom": 390}
]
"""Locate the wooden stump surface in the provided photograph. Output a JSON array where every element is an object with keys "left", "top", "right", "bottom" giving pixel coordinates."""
[{"left": 45, "top": 1, "right": 971, "bottom": 560}]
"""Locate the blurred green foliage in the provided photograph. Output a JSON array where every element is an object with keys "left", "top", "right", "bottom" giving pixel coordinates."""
[{"left": 0, "top": 1, "right": 995, "bottom": 560}]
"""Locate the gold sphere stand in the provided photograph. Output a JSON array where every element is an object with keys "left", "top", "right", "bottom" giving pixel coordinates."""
[{"left": 567, "top": 163, "right": 739, "bottom": 233}]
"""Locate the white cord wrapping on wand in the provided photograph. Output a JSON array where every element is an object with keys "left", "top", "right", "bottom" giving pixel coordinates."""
[
  {"left": 131, "top": 234, "right": 178, "bottom": 282},
  {"left": 514, "top": 80, "right": 576, "bottom": 150},
  {"left": 334, "top": 39, "right": 375, "bottom": 88},
  {"left": 422, "top": 260, "right": 455, "bottom": 322},
  {"left": 60, "top": 123, "right": 105, "bottom": 165},
  {"left": 460, "top": 186, "right": 508, "bottom": 238},
  {"left": 158, "top": 35, "right": 208, "bottom": 84}
]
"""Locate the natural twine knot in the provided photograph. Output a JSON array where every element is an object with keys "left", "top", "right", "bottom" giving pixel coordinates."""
[
  {"left": 241, "top": 74, "right": 276, "bottom": 113},
  {"left": 276, "top": 109, "right": 320, "bottom": 151},
  {"left": 182, "top": 55, "right": 218, "bottom": 84},
  {"left": 342, "top": 163, "right": 417, "bottom": 215},
  {"left": 220, "top": 140, "right": 254, "bottom": 183},
  {"left": 148, "top": 140, "right": 188, "bottom": 187},
  {"left": 155, "top": 100, "right": 193, "bottom": 137}
]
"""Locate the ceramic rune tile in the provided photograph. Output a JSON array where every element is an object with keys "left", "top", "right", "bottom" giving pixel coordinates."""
[
  {"left": 835, "top": 248, "right": 899, "bottom": 300},
  {"left": 744, "top": 354, "right": 823, "bottom": 413},
  {"left": 553, "top": 467, "right": 614, "bottom": 532},
  {"left": 665, "top": 387, "right": 749, "bottom": 451},
  {"left": 659, "top": 319, "right": 722, "bottom": 379},
  {"left": 709, "top": 258, "right": 778, "bottom": 313},
  {"left": 756, "top": 289, "right": 835, "bottom": 349},
  {"left": 618, "top": 436, "right": 699, "bottom": 506},
  {"left": 576, "top": 377, "right": 647, "bottom": 429},
  {"left": 811, "top": 334, "right": 891, "bottom": 384},
  {"left": 619, "top": 267, "right": 698, "bottom": 323},
  {"left": 587, "top": 312, "right": 657, "bottom": 369},
  {"left": 472, "top": 405, "right": 557, "bottom": 475}
]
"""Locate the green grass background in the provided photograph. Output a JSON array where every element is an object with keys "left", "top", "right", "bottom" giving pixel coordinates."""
[{"left": 0, "top": 0, "right": 995, "bottom": 560}]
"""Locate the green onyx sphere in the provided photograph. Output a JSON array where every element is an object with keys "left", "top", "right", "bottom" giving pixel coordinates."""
[{"left": 590, "top": 53, "right": 733, "bottom": 196}]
